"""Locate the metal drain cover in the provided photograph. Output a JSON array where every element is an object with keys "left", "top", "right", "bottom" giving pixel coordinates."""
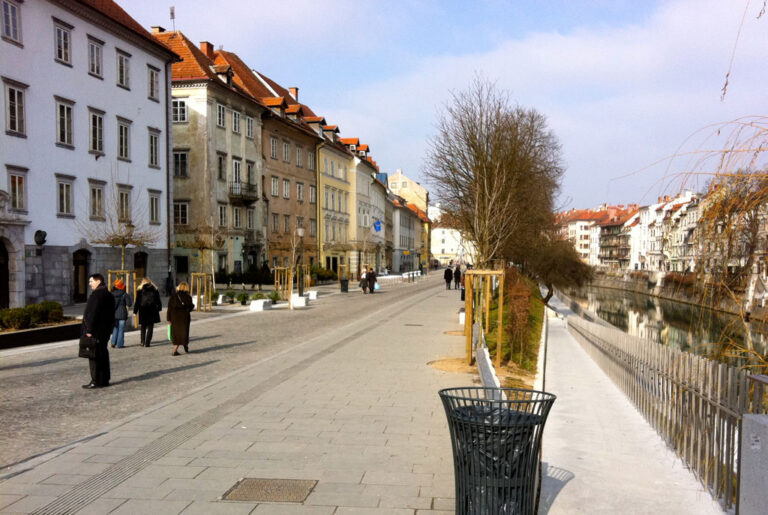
[{"left": 222, "top": 478, "right": 317, "bottom": 503}]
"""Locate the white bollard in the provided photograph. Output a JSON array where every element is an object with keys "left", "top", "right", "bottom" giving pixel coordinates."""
[{"left": 459, "top": 311, "right": 465, "bottom": 325}]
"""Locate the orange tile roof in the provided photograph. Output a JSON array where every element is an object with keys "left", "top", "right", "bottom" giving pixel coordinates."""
[
  {"left": 340, "top": 138, "right": 359, "bottom": 145},
  {"left": 358, "top": 144, "right": 370, "bottom": 152},
  {"left": 304, "top": 116, "right": 325, "bottom": 123},
  {"left": 322, "top": 125, "right": 339, "bottom": 131},
  {"left": 153, "top": 31, "right": 217, "bottom": 80},
  {"left": 81, "top": 1, "right": 177, "bottom": 58},
  {"left": 286, "top": 104, "right": 302, "bottom": 114},
  {"left": 262, "top": 97, "right": 286, "bottom": 107}
]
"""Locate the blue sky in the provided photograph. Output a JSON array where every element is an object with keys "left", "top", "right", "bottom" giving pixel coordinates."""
[{"left": 129, "top": 0, "right": 767, "bottom": 209}]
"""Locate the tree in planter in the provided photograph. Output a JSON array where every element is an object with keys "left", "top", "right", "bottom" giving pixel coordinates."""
[{"left": 177, "top": 222, "right": 226, "bottom": 284}]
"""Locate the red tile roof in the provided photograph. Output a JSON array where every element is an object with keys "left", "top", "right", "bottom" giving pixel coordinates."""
[
  {"left": 340, "top": 138, "right": 359, "bottom": 146},
  {"left": 262, "top": 97, "right": 286, "bottom": 107},
  {"left": 81, "top": 0, "right": 177, "bottom": 58},
  {"left": 358, "top": 144, "right": 370, "bottom": 152},
  {"left": 153, "top": 31, "right": 218, "bottom": 81},
  {"left": 304, "top": 116, "right": 326, "bottom": 123}
]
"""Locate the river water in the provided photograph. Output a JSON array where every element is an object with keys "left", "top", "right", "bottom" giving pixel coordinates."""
[{"left": 562, "top": 285, "right": 768, "bottom": 364}]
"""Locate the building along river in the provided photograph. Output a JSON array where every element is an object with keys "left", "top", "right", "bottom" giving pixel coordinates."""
[{"left": 563, "top": 285, "right": 768, "bottom": 366}]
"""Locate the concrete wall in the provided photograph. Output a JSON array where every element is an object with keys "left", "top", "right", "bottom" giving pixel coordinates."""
[{"left": 739, "top": 415, "right": 768, "bottom": 515}]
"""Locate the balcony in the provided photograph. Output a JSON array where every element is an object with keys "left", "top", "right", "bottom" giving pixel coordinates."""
[{"left": 228, "top": 182, "right": 258, "bottom": 204}]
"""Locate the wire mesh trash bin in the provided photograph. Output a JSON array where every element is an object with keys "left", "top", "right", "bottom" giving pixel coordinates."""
[{"left": 439, "top": 387, "right": 556, "bottom": 515}]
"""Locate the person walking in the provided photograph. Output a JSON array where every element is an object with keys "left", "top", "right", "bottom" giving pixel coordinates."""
[
  {"left": 134, "top": 277, "right": 161, "bottom": 347},
  {"left": 443, "top": 266, "right": 453, "bottom": 290},
  {"left": 82, "top": 273, "right": 115, "bottom": 389},
  {"left": 167, "top": 281, "right": 194, "bottom": 356},
  {"left": 359, "top": 269, "right": 368, "bottom": 294},
  {"left": 110, "top": 278, "right": 132, "bottom": 349},
  {"left": 367, "top": 267, "right": 377, "bottom": 294},
  {"left": 454, "top": 265, "right": 461, "bottom": 290}
]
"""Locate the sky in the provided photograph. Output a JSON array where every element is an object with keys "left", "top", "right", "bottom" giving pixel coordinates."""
[{"left": 128, "top": 0, "right": 767, "bottom": 210}]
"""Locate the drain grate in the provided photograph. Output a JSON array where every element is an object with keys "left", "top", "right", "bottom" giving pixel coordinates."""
[
  {"left": 404, "top": 323, "right": 423, "bottom": 327},
  {"left": 222, "top": 478, "right": 317, "bottom": 503}
]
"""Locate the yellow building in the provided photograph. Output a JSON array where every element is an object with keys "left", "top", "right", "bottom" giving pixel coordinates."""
[{"left": 388, "top": 169, "right": 431, "bottom": 267}]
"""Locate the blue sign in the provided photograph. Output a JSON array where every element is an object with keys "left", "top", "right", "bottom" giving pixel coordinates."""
[{"left": 373, "top": 220, "right": 381, "bottom": 232}]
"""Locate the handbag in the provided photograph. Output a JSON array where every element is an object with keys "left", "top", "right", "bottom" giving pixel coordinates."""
[
  {"left": 374, "top": 282, "right": 380, "bottom": 291},
  {"left": 78, "top": 335, "right": 98, "bottom": 359},
  {"left": 167, "top": 323, "right": 172, "bottom": 341}
]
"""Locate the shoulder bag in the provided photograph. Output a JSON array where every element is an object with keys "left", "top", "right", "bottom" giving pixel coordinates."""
[{"left": 78, "top": 335, "right": 98, "bottom": 359}]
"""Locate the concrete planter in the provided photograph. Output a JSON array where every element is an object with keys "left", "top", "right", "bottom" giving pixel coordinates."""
[{"left": 0, "top": 320, "right": 82, "bottom": 350}]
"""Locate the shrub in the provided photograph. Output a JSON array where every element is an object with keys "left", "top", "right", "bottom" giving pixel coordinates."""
[
  {"left": 251, "top": 292, "right": 266, "bottom": 300},
  {"left": 225, "top": 290, "right": 236, "bottom": 300},
  {"left": 39, "top": 301, "right": 64, "bottom": 322},
  {"left": 236, "top": 292, "right": 250, "bottom": 303},
  {"left": 310, "top": 266, "right": 337, "bottom": 282},
  {"left": 25, "top": 304, "right": 46, "bottom": 325},
  {"left": 1, "top": 308, "right": 31, "bottom": 330},
  {"left": 268, "top": 290, "right": 280, "bottom": 303}
]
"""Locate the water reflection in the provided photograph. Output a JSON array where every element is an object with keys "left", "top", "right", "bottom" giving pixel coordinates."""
[{"left": 564, "top": 286, "right": 768, "bottom": 364}]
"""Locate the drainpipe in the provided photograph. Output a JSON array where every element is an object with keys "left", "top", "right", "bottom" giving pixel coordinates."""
[
  {"left": 316, "top": 142, "right": 325, "bottom": 268},
  {"left": 164, "top": 61, "right": 174, "bottom": 284}
]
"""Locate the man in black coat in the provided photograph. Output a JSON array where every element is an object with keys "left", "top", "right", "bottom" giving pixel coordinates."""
[
  {"left": 82, "top": 273, "right": 115, "bottom": 388},
  {"left": 443, "top": 267, "right": 453, "bottom": 289}
]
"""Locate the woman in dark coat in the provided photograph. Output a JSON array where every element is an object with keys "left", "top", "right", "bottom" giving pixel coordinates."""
[
  {"left": 443, "top": 267, "right": 453, "bottom": 290},
  {"left": 134, "top": 277, "right": 162, "bottom": 347},
  {"left": 167, "top": 281, "right": 194, "bottom": 356},
  {"left": 367, "top": 267, "right": 377, "bottom": 294}
]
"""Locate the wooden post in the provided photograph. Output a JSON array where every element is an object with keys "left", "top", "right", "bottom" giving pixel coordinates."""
[
  {"left": 496, "top": 269, "right": 504, "bottom": 370},
  {"left": 465, "top": 274, "right": 473, "bottom": 365},
  {"left": 484, "top": 277, "right": 491, "bottom": 331}
]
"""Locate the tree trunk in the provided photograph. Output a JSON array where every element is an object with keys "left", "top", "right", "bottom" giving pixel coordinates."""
[{"left": 542, "top": 283, "right": 554, "bottom": 305}]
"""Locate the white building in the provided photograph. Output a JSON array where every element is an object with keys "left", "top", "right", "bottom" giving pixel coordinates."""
[
  {"left": 428, "top": 204, "right": 477, "bottom": 266},
  {"left": 1, "top": 0, "right": 178, "bottom": 307}
]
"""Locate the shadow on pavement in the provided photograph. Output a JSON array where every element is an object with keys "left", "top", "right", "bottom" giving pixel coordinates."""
[
  {"left": 0, "top": 356, "right": 77, "bottom": 372},
  {"left": 112, "top": 360, "right": 218, "bottom": 385},
  {"left": 538, "top": 462, "right": 575, "bottom": 514},
  {"left": 188, "top": 340, "right": 255, "bottom": 354}
]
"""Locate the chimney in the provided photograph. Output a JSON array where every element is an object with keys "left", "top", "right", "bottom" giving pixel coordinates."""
[
  {"left": 200, "top": 41, "right": 215, "bottom": 60},
  {"left": 151, "top": 26, "right": 166, "bottom": 34},
  {"left": 289, "top": 87, "right": 299, "bottom": 101}
]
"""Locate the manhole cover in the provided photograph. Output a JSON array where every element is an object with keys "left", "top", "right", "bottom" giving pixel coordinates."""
[
  {"left": 404, "top": 323, "right": 423, "bottom": 327},
  {"left": 222, "top": 478, "right": 317, "bottom": 503}
]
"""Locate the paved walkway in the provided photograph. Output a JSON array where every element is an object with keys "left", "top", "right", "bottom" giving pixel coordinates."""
[
  {"left": 0, "top": 278, "right": 468, "bottom": 514},
  {"left": 537, "top": 295, "right": 723, "bottom": 514}
]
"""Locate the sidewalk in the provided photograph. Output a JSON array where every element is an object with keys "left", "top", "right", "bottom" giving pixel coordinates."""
[
  {"left": 0, "top": 279, "right": 469, "bottom": 514},
  {"left": 537, "top": 295, "right": 723, "bottom": 514}
]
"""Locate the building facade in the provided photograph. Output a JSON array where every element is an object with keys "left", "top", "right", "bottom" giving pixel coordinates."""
[{"left": 1, "top": 0, "right": 177, "bottom": 307}]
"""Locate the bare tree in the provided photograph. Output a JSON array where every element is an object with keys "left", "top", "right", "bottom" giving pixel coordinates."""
[
  {"left": 177, "top": 221, "right": 225, "bottom": 278},
  {"left": 424, "top": 76, "right": 563, "bottom": 267}
]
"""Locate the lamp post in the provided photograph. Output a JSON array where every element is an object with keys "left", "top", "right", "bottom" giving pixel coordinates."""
[{"left": 297, "top": 227, "right": 305, "bottom": 297}]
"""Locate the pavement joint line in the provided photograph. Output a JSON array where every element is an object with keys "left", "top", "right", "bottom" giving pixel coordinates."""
[{"left": 27, "top": 282, "right": 443, "bottom": 515}]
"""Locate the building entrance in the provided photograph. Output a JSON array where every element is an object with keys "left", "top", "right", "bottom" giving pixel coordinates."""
[{"left": 72, "top": 249, "right": 91, "bottom": 302}]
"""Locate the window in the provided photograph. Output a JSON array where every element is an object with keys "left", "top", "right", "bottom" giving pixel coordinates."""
[
  {"left": 271, "top": 213, "right": 279, "bottom": 232},
  {"left": 57, "top": 177, "right": 73, "bottom": 216},
  {"left": 283, "top": 214, "right": 290, "bottom": 233},
  {"left": 297, "top": 216, "right": 304, "bottom": 229},
  {"left": 218, "top": 204, "right": 227, "bottom": 226},
  {"left": 246, "top": 161, "right": 254, "bottom": 184},
  {"left": 331, "top": 161, "right": 335, "bottom": 176},
  {"left": 172, "top": 99, "right": 187, "bottom": 122},
  {"left": 296, "top": 148, "right": 303, "bottom": 167},
  {"left": 246, "top": 208, "right": 254, "bottom": 230},
  {"left": 55, "top": 97, "right": 74, "bottom": 147},
  {"left": 331, "top": 192, "right": 335, "bottom": 211},
  {"left": 324, "top": 188, "right": 329, "bottom": 208},
  {"left": 4, "top": 79, "right": 26, "bottom": 135},
  {"left": 233, "top": 207, "right": 242, "bottom": 228},
  {"left": 271, "top": 176, "right": 279, "bottom": 196},
  {"left": 2, "top": 0, "right": 21, "bottom": 44},
  {"left": 88, "top": 108, "right": 104, "bottom": 154},
  {"left": 389, "top": 182, "right": 396, "bottom": 189},
  {"left": 149, "top": 191, "right": 160, "bottom": 224},
  {"left": 117, "top": 117, "right": 131, "bottom": 160},
  {"left": 147, "top": 66, "right": 159, "bottom": 101},
  {"left": 282, "top": 178, "right": 290, "bottom": 199},
  {"left": 309, "top": 185, "right": 316, "bottom": 204},
  {"left": 308, "top": 151, "right": 315, "bottom": 171},
  {"left": 148, "top": 129, "right": 160, "bottom": 167},
  {"left": 270, "top": 137, "right": 277, "bottom": 159},
  {"left": 324, "top": 157, "right": 328, "bottom": 172},
  {"left": 283, "top": 141, "right": 290, "bottom": 162},
  {"left": 217, "top": 153, "right": 226, "bottom": 180},
  {"left": 54, "top": 20, "right": 72, "bottom": 65},
  {"left": 173, "top": 151, "right": 188, "bottom": 177},
  {"left": 173, "top": 202, "right": 189, "bottom": 225},
  {"left": 245, "top": 116, "right": 254, "bottom": 138},
  {"left": 89, "top": 181, "right": 104, "bottom": 219},
  {"left": 232, "top": 158, "right": 241, "bottom": 183},
  {"left": 7, "top": 166, "right": 26, "bottom": 211},
  {"left": 116, "top": 50, "right": 130, "bottom": 88},
  {"left": 309, "top": 219, "right": 317, "bottom": 237},
  {"left": 117, "top": 187, "right": 131, "bottom": 222},
  {"left": 324, "top": 221, "right": 329, "bottom": 242},
  {"left": 216, "top": 104, "right": 225, "bottom": 127},
  {"left": 297, "top": 182, "right": 304, "bottom": 202},
  {"left": 232, "top": 111, "right": 240, "bottom": 133},
  {"left": 402, "top": 181, "right": 407, "bottom": 188},
  {"left": 88, "top": 37, "right": 103, "bottom": 77}
]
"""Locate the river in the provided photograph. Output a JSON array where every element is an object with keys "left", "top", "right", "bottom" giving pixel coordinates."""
[{"left": 562, "top": 285, "right": 768, "bottom": 364}]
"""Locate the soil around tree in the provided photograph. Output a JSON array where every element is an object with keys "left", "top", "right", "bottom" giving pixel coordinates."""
[{"left": 427, "top": 357, "right": 535, "bottom": 389}]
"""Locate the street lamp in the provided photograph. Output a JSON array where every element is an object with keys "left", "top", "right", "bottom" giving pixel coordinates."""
[{"left": 297, "top": 227, "right": 305, "bottom": 297}]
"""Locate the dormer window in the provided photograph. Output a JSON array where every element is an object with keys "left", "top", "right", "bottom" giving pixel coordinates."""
[{"left": 349, "top": 144, "right": 356, "bottom": 151}]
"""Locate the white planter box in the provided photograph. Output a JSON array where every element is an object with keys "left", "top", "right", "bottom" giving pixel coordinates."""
[
  {"left": 291, "top": 293, "right": 309, "bottom": 307},
  {"left": 307, "top": 290, "right": 318, "bottom": 300},
  {"left": 249, "top": 299, "right": 272, "bottom": 311},
  {"left": 459, "top": 310, "right": 465, "bottom": 325},
  {"left": 216, "top": 294, "right": 225, "bottom": 305}
]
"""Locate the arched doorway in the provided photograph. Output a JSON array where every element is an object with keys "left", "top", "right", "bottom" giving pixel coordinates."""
[
  {"left": 72, "top": 249, "right": 91, "bottom": 302},
  {"left": 134, "top": 251, "right": 148, "bottom": 280},
  {"left": 0, "top": 241, "right": 9, "bottom": 309}
]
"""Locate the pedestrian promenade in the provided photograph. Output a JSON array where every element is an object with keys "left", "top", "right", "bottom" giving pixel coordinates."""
[
  {"left": 537, "top": 295, "right": 723, "bottom": 514},
  {"left": 0, "top": 278, "right": 467, "bottom": 514}
]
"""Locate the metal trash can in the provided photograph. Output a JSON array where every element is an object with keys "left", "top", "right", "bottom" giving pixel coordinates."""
[
  {"left": 339, "top": 279, "right": 349, "bottom": 292},
  {"left": 439, "top": 387, "right": 556, "bottom": 515}
]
